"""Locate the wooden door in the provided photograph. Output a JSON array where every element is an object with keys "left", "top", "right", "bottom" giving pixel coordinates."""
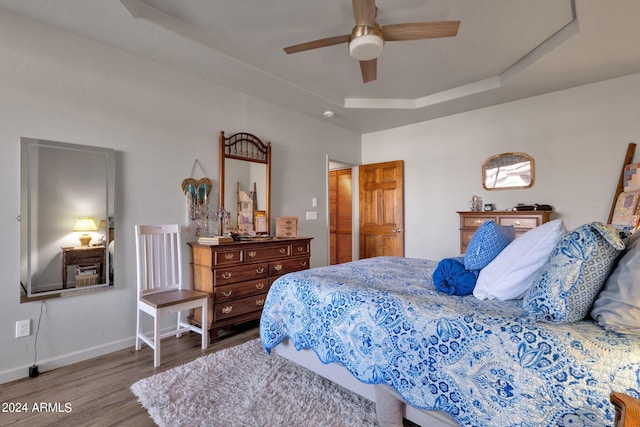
[
  {"left": 329, "top": 169, "right": 353, "bottom": 265},
  {"left": 359, "top": 160, "right": 404, "bottom": 259}
]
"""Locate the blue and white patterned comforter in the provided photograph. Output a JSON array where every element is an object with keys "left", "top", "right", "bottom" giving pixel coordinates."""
[{"left": 260, "top": 256, "right": 640, "bottom": 427}]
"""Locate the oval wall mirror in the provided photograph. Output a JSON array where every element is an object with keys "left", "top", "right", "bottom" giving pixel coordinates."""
[{"left": 482, "top": 152, "right": 534, "bottom": 190}]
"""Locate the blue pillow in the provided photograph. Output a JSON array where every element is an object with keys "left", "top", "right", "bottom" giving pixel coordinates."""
[
  {"left": 523, "top": 222, "right": 625, "bottom": 323},
  {"left": 433, "top": 257, "right": 479, "bottom": 296},
  {"left": 464, "top": 220, "right": 515, "bottom": 270}
]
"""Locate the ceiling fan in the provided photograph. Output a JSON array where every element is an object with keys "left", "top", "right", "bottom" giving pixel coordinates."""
[{"left": 283, "top": 0, "right": 460, "bottom": 83}]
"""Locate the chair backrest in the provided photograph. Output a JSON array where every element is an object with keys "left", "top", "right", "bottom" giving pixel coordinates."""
[{"left": 135, "top": 224, "right": 184, "bottom": 296}]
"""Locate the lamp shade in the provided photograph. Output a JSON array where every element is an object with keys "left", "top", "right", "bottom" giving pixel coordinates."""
[{"left": 73, "top": 217, "right": 98, "bottom": 232}]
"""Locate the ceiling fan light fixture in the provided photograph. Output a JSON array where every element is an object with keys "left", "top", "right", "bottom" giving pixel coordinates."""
[
  {"left": 349, "top": 24, "right": 384, "bottom": 61},
  {"left": 349, "top": 34, "right": 384, "bottom": 60}
]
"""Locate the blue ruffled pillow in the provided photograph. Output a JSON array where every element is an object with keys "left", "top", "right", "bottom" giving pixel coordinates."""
[
  {"left": 523, "top": 222, "right": 626, "bottom": 323},
  {"left": 464, "top": 220, "right": 515, "bottom": 270},
  {"left": 433, "top": 257, "right": 479, "bottom": 296}
]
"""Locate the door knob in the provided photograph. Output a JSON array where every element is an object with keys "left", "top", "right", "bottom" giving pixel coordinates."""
[{"left": 394, "top": 228, "right": 403, "bottom": 233}]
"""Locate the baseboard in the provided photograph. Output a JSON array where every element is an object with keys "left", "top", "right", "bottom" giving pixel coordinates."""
[{"left": 0, "top": 336, "right": 136, "bottom": 384}]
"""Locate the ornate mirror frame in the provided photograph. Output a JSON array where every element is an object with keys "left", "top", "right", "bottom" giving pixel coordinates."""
[
  {"left": 482, "top": 152, "right": 534, "bottom": 190},
  {"left": 218, "top": 131, "right": 271, "bottom": 235}
]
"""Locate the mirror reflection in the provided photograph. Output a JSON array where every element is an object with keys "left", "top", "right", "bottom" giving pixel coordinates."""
[
  {"left": 20, "top": 138, "right": 115, "bottom": 299},
  {"left": 483, "top": 152, "right": 534, "bottom": 190},
  {"left": 218, "top": 131, "right": 271, "bottom": 237},
  {"left": 222, "top": 159, "right": 267, "bottom": 231}
]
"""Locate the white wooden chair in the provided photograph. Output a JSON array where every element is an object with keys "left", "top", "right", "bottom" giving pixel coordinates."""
[{"left": 135, "top": 224, "right": 208, "bottom": 367}]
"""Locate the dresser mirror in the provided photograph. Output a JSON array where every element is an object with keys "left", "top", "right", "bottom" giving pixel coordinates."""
[
  {"left": 20, "top": 138, "right": 115, "bottom": 300},
  {"left": 482, "top": 152, "right": 534, "bottom": 190},
  {"left": 218, "top": 131, "right": 271, "bottom": 236}
]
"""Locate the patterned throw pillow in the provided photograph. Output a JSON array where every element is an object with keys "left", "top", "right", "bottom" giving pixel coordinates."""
[
  {"left": 523, "top": 222, "right": 625, "bottom": 323},
  {"left": 464, "top": 220, "right": 515, "bottom": 271}
]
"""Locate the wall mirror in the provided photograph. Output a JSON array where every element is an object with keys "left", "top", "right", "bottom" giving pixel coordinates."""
[
  {"left": 218, "top": 131, "right": 271, "bottom": 236},
  {"left": 482, "top": 152, "right": 534, "bottom": 190},
  {"left": 20, "top": 137, "right": 115, "bottom": 300}
]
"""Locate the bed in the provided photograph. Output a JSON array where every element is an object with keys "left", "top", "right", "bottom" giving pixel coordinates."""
[{"left": 259, "top": 229, "right": 640, "bottom": 427}]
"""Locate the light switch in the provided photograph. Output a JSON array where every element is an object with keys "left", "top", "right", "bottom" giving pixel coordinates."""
[
  {"left": 312, "top": 197, "right": 317, "bottom": 207},
  {"left": 306, "top": 211, "right": 318, "bottom": 220}
]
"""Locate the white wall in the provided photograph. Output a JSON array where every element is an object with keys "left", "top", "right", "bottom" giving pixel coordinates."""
[
  {"left": 362, "top": 73, "right": 640, "bottom": 261},
  {"left": 0, "top": 10, "right": 361, "bottom": 383}
]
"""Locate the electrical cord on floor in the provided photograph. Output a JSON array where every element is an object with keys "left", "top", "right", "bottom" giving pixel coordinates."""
[{"left": 29, "top": 300, "right": 44, "bottom": 378}]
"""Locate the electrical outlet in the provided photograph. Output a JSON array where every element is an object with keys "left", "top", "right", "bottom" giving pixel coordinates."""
[
  {"left": 15, "top": 320, "right": 30, "bottom": 338},
  {"left": 306, "top": 211, "right": 318, "bottom": 220}
]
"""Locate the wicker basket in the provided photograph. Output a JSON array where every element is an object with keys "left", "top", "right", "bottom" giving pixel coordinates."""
[{"left": 75, "top": 273, "right": 98, "bottom": 287}]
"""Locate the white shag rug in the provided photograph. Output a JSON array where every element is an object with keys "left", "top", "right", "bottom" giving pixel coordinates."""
[{"left": 130, "top": 338, "right": 379, "bottom": 427}]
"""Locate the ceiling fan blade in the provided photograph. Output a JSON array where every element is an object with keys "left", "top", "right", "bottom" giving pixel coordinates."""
[
  {"left": 353, "top": 0, "right": 376, "bottom": 27},
  {"left": 382, "top": 20, "right": 460, "bottom": 41},
  {"left": 283, "top": 34, "right": 351, "bottom": 54},
  {"left": 359, "top": 59, "right": 377, "bottom": 83}
]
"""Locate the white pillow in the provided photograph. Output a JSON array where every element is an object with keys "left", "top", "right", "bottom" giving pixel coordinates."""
[{"left": 473, "top": 219, "right": 566, "bottom": 300}]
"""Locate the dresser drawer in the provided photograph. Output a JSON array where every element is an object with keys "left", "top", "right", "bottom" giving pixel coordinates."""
[
  {"left": 69, "top": 254, "right": 103, "bottom": 264},
  {"left": 498, "top": 216, "right": 539, "bottom": 229},
  {"left": 214, "top": 278, "right": 268, "bottom": 302},
  {"left": 291, "top": 241, "right": 310, "bottom": 256},
  {"left": 212, "top": 249, "right": 243, "bottom": 266},
  {"left": 461, "top": 231, "right": 476, "bottom": 251},
  {"left": 269, "top": 257, "right": 310, "bottom": 276},
  {"left": 462, "top": 215, "right": 498, "bottom": 228},
  {"left": 214, "top": 294, "right": 266, "bottom": 321},
  {"left": 214, "top": 262, "right": 268, "bottom": 285},
  {"left": 245, "top": 244, "right": 290, "bottom": 261}
]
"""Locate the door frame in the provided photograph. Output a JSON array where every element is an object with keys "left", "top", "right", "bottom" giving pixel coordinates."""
[{"left": 325, "top": 156, "right": 359, "bottom": 264}]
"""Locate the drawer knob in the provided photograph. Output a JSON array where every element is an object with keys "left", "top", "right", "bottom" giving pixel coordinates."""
[
  {"left": 255, "top": 283, "right": 265, "bottom": 290},
  {"left": 513, "top": 220, "right": 522, "bottom": 225},
  {"left": 274, "top": 264, "right": 283, "bottom": 271},
  {"left": 224, "top": 253, "right": 234, "bottom": 260},
  {"left": 256, "top": 299, "right": 265, "bottom": 306},
  {"left": 300, "top": 261, "right": 307, "bottom": 267},
  {"left": 222, "top": 272, "right": 232, "bottom": 279},
  {"left": 285, "top": 220, "right": 292, "bottom": 224},
  {"left": 222, "top": 290, "right": 232, "bottom": 297},
  {"left": 279, "top": 248, "right": 287, "bottom": 254},
  {"left": 248, "top": 250, "right": 256, "bottom": 258},
  {"left": 256, "top": 267, "right": 265, "bottom": 274},
  {"left": 222, "top": 306, "right": 233, "bottom": 314},
  {"left": 474, "top": 219, "right": 483, "bottom": 225},
  {"left": 297, "top": 247, "right": 304, "bottom": 252}
]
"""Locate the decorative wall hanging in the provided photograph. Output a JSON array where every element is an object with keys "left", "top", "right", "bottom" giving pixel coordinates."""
[{"left": 182, "top": 159, "right": 213, "bottom": 237}]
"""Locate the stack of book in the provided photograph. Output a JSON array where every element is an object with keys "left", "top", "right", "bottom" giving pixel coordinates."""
[{"left": 197, "top": 235, "right": 234, "bottom": 245}]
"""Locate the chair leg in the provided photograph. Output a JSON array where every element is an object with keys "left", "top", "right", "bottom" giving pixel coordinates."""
[
  {"left": 176, "top": 310, "right": 183, "bottom": 338},
  {"left": 135, "top": 307, "right": 141, "bottom": 351},
  {"left": 201, "top": 300, "right": 208, "bottom": 349},
  {"left": 154, "top": 315, "right": 161, "bottom": 367}
]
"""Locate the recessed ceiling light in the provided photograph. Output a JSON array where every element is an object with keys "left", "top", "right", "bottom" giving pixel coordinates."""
[{"left": 323, "top": 110, "right": 335, "bottom": 118}]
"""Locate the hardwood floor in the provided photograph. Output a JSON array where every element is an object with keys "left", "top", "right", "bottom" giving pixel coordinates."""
[{"left": 0, "top": 322, "right": 259, "bottom": 427}]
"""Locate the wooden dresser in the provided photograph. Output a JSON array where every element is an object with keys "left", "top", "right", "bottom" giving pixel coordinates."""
[
  {"left": 189, "top": 237, "right": 312, "bottom": 341},
  {"left": 458, "top": 210, "right": 553, "bottom": 254}
]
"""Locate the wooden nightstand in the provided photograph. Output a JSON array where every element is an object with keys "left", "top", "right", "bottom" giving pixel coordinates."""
[{"left": 61, "top": 246, "right": 106, "bottom": 288}]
